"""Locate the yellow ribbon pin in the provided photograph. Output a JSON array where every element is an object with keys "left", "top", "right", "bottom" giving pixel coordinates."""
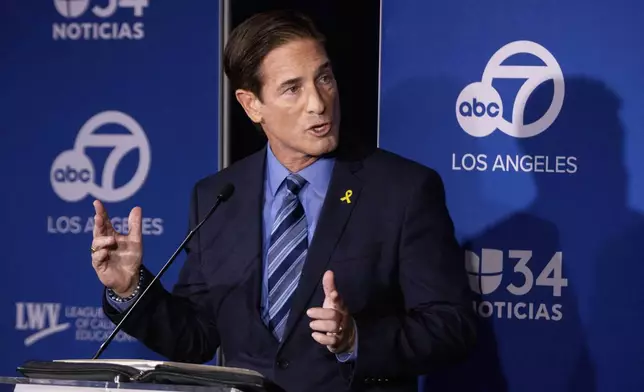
[{"left": 340, "top": 190, "right": 353, "bottom": 204}]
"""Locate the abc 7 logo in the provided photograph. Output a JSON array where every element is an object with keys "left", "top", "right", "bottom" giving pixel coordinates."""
[
  {"left": 50, "top": 111, "right": 151, "bottom": 203},
  {"left": 456, "top": 40, "right": 565, "bottom": 138}
]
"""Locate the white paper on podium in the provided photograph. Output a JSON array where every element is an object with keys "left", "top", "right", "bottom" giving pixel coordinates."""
[
  {"left": 15, "top": 384, "right": 150, "bottom": 392},
  {"left": 52, "top": 359, "right": 261, "bottom": 376},
  {"left": 14, "top": 383, "right": 243, "bottom": 392}
]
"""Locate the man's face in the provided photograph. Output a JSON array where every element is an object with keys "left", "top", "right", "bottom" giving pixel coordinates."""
[{"left": 238, "top": 38, "right": 340, "bottom": 162}]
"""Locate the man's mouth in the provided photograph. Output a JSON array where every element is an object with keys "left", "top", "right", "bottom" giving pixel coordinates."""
[{"left": 308, "top": 122, "right": 331, "bottom": 136}]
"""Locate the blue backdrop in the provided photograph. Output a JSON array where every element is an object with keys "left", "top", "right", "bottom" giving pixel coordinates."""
[
  {"left": 0, "top": 0, "right": 220, "bottom": 376},
  {"left": 379, "top": 1, "right": 644, "bottom": 391}
]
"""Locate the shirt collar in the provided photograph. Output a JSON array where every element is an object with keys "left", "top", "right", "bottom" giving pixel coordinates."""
[{"left": 266, "top": 143, "right": 335, "bottom": 197}]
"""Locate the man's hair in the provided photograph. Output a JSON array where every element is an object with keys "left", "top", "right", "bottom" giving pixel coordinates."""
[{"left": 223, "top": 10, "right": 326, "bottom": 100}]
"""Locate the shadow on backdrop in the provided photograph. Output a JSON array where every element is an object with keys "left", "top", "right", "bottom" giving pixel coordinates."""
[
  {"left": 517, "top": 76, "right": 644, "bottom": 391},
  {"left": 379, "top": 76, "right": 508, "bottom": 392},
  {"left": 451, "top": 76, "right": 615, "bottom": 392},
  {"left": 380, "top": 75, "right": 641, "bottom": 391},
  {"left": 457, "top": 76, "right": 642, "bottom": 392}
]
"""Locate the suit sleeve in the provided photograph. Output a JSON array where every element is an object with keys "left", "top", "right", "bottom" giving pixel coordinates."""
[
  {"left": 102, "top": 183, "right": 220, "bottom": 363},
  {"left": 351, "top": 169, "right": 477, "bottom": 378}
]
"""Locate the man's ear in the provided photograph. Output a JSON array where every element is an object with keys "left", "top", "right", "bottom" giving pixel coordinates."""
[{"left": 235, "top": 89, "right": 263, "bottom": 123}]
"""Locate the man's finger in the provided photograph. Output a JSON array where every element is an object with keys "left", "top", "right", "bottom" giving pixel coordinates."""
[
  {"left": 312, "top": 332, "right": 338, "bottom": 347},
  {"left": 327, "top": 290, "right": 343, "bottom": 303},
  {"left": 322, "top": 270, "right": 336, "bottom": 297},
  {"left": 323, "top": 289, "right": 346, "bottom": 311},
  {"left": 309, "top": 319, "right": 341, "bottom": 333},
  {"left": 93, "top": 200, "right": 114, "bottom": 237},
  {"left": 128, "top": 206, "right": 142, "bottom": 240},
  {"left": 91, "top": 249, "right": 110, "bottom": 269},
  {"left": 91, "top": 236, "right": 116, "bottom": 251},
  {"left": 307, "top": 307, "right": 338, "bottom": 320}
]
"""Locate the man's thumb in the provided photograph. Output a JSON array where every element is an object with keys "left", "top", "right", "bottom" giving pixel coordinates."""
[
  {"left": 322, "top": 270, "right": 336, "bottom": 297},
  {"left": 128, "top": 206, "right": 143, "bottom": 239}
]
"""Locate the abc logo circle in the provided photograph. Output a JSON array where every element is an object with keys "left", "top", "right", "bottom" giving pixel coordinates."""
[
  {"left": 50, "top": 150, "right": 95, "bottom": 202},
  {"left": 456, "top": 82, "right": 503, "bottom": 138}
]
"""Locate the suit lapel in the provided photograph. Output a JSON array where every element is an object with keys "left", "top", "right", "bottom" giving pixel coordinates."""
[
  {"left": 280, "top": 156, "right": 364, "bottom": 345},
  {"left": 227, "top": 147, "right": 266, "bottom": 321}
]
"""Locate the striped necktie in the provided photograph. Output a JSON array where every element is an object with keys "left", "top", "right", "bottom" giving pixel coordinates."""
[{"left": 267, "top": 173, "right": 308, "bottom": 341}]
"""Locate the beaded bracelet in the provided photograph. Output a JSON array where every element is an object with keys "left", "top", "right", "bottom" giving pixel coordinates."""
[{"left": 107, "top": 268, "right": 144, "bottom": 302}]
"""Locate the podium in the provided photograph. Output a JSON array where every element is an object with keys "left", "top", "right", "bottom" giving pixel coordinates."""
[
  {"left": 1, "top": 360, "right": 284, "bottom": 392},
  {"left": 0, "top": 377, "right": 239, "bottom": 392}
]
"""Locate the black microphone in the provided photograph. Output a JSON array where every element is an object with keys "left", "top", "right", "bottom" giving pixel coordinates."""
[{"left": 92, "top": 183, "right": 235, "bottom": 359}]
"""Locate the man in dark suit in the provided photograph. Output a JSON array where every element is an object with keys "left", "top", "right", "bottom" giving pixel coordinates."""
[{"left": 90, "top": 10, "right": 477, "bottom": 392}]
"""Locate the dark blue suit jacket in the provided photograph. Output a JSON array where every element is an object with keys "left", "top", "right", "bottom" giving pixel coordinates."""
[{"left": 103, "top": 145, "right": 477, "bottom": 392}]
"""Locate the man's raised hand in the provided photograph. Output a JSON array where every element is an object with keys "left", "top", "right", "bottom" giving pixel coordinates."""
[
  {"left": 307, "top": 270, "right": 356, "bottom": 354},
  {"left": 91, "top": 200, "right": 143, "bottom": 297}
]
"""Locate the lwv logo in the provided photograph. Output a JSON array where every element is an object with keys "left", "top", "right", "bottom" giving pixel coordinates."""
[{"left": 15, "top": 302, "right": 71, "bottom": 346}]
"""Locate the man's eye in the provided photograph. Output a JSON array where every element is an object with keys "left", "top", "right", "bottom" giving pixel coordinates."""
[{"left": 284, "top": 86, "right": 299, "bottom": 94}]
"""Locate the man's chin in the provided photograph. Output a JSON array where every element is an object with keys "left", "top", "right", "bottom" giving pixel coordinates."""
[{"left": 302, "top": 136, "right": 339, "bottom": 157}]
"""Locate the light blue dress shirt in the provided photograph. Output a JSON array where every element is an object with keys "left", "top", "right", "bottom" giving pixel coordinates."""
[
  {"left": 108, "top": 144, "right": 357, "bottom": 362},
  {"left": 261, "top": 145, "right": 356, "bottom": 362}
]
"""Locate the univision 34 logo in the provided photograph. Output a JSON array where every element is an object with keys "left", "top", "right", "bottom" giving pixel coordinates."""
[
  {"left": 465, "top": 248, "right": 568, "bottom": 321},
  {"left": 53, "top": 0, "right": 148, "bottom": 40}
]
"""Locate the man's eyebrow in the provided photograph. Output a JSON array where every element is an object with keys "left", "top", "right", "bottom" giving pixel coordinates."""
[
  {"left": 278, "top": 77, "right": 302, "bottom": 90},
  {"left": 316, "top": 61, "right": 331, "bottom": 74},
  {"left": 277, "top": 62, "right": 332, "bottom": 90}
]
